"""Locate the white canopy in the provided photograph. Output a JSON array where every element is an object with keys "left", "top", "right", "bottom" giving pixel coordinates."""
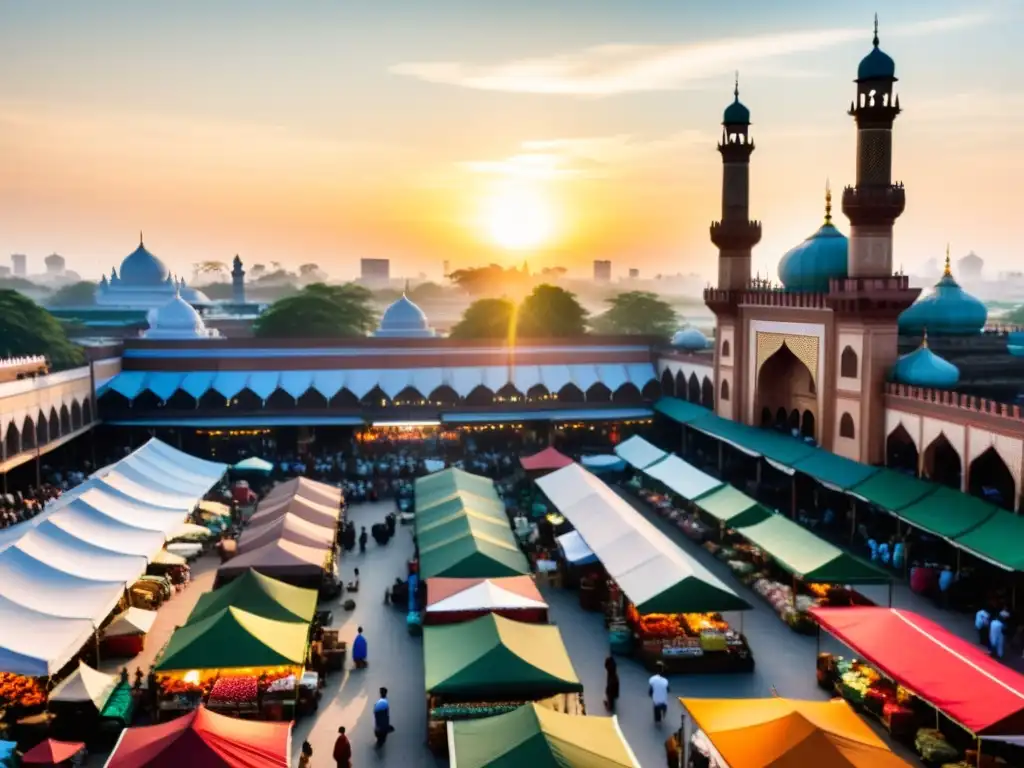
[
  {"left": 557, "top": 530, "right": 598, "bottom": 566},
  {"left": 427, "top": 581, "right": 548, "bottom": 614},
  {"left": 170, "top": 522, "right": 212, "bottom": 539},
  {"left": 643, "top": 455, "right": 722, "bottom": 501},
  {"left": 103, "top": 607, "right": 158, "bottom": 637},
  {"left": 37, "top": 501, "right": 166, "bottom": 559},
  {"left": 14, "top": 526, "right": 148, "bottom": 583},
  {"left": 198, "top": 500, "right": 231, "bottom": 518},
  {"left": 49, "top": 660, "right": 117, "bottom": 709},
  {"left": 152, "top": 549, "right": 186, "bottom": 566},
  {"left": 0, "top": 595, "right": 96, "bottom": 677},
  {"left": 614, "top": 436, "right": 667, "bottom": 470},
  {"left": 0, "top": 546, "right": 126, "bottom": 621}
]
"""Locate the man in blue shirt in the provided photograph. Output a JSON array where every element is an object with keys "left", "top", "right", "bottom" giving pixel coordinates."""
[
  {"left": 374, "top": 687, "right": 392, "bottom": 746},
  {"left": 352, "top": 626, "right": 368, "bottom": 669},
  {"left": 938, "top": 566, "right": 955, "bottom": 607}
]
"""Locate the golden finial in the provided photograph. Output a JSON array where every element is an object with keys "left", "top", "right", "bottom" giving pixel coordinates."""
[
  {"left": 943, "top": 244, "right": 952, "bottom": 277},
  {"left": 824, "top": 179, "right": 832, "bottom": 225}
]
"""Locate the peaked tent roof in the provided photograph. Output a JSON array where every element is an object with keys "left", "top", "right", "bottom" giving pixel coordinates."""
[
  {"left": 415, "top": 494, "right": 507, "bottom": 528},
  {"left": 0, "top": 594, "right": 96, "bottom": 676},
  {"left": 642, "top": 454, "right": 722, "bottom": 500},
  {"left": 216, "top": 539, "right": 328, "bottom": 583},
  {"left": 682, "top": 697, "right": 909, "bottom": 768},
  {"left": 520, "top": 447, "right": 574, "bottom": 472},
  {"left": 419, "top": 532, "right": 530, "bottom": 580},
  {"left": 250, "top": 495, "right": 339, "bottom": 529},
  {"left": 154, "top": 606, "right": 308, "bottom": 671},
  {"left": 424, "top": 614, "right": 582, "bottom": 697},
  {"left": 790, "top": 449, "right": 881, "bottom": 491},
  {"left": 692, "top": 485, "right": 772, "bottom": 529},
  {"left": 613, "top": 435, "right": 667, "bottom": 470},
  {"left": 189, "top": 569, "right": 318, "bottom": 625},
  {"left": 104, "top": 704, "right": 291, "bottom": 768},
  {"left": 262, "top": 476, "right": 341, "bottom": 508},
  {"left": 846, "top": 469, "right": 939, "bottom": 512},
  {"left": 416, "top": 513, "right": 514, "bottom": 553},
  {"left": 238, "top": 513, "right": 334, "bottom": 554},
  {"left": 891, "top": 486, "right": 998, "bottom": 539},
  {"left": 22, "top": 739, "right": 86, "bottom": 766},
  {"left": 448, "top": 703, "right": 640, "bottom": 768},
  {"left": 426, "top": 576, "right": 547, "bottom": 613},
  {"left": 948, "top": 510, "right": 1024, "bottom": 572},
  {"left": 415, "top": 468, "right": 500, "bottom": 509},
  {"left": 233, "top": 457, "right": 274, "bottom": 472},
  {"left": 49, "top": 660, "right": 118, "bottom": 710},
  {"left": 103, "top": 607, "right": 158, "bottom": 638},
  {"left": 653, "top": 397, "right": 711, "bottom": 425}
]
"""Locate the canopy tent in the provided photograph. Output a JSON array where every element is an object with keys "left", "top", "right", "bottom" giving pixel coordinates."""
[
  {"left": 419, "top": 532, "right": 530, "bottom": 580},
  {"left": 262, "top": 477, "right": 341, "bottom": 508},
  {"left": 0, "top": 595, "right": 96, "bottom": 676},
  {"left": 189, "top": 569, "right": 317, "bottom": 625},
  {"left": 580, "top": 455, "right": 626, "bottom": 473},
  {"left": 653, "top": 397, "right": 711, "bottom": 425},
  {"left": 155, "top": 606, "right": 308, "bottom": 672},
  {"left": 890, "top": 486, "right": 998, "bottom": 539},
  {"left": 0, "top": 546, "right": 127, "bottom": 622},
  {"left": 250, "top": 495, "right": 339, "bottom": 530},
  {"left": 216, "top": 539, "right": 328, "bottom": 585},
  {"left": 49, "top": 661, "right": 118, "bottom": 709},
  {"left": 789, "top": 449, "right": 881, "bottom": 491},
  {"left": 845, "top": 468, "right": 939, "bottom": 511},
  {"left": 233, "top": 457, "right": 274, "bottom": 473},
  {"left": 811, "top": 607, "right": 1024, "bottom": 735},
  {"left": 416, "top": 513, "right": 513, "bottom": 553},
  {"left": 692, "top": 485, "right": 772, "bottom": 529},
  {"left": 733, "top": 515, "right": 891, "bottom": 584},
  {"left": 415, "top": 468, "right": 500, "bottom": 510},
  {"left": 537, "top": 465, "right": 749, "bottom": 614},
  {"left": 103, "top": 607, "right": 158, "bottom": 638},
  {"left": 152, "top": 549, "right": 186, "bottom": 566},
  {"left": 949, "top": 510, "right": 1024, "bottom": 571},
  {"left": 681, "top": 696, "right": 909, "bottom": 768},
  {"left": 424, "top": 614, "right": 582, "bottom": 698},
  {"left": 447, "top": 703, "right": 640, "bottom": 768},
  {"left": 21, "top": 739, "right": 85, "bottom": 766},
  {"left": 520, "top": 447, "right": 574, "bottom": 472},
  {"left": 642, "top": 454, "right": 722, "bottom": 500},
  {"left": 14, "top": 525, "right": 148, "bottom": 583},
  {"left": 137, "top": 438, "right": 228, "bottom": 484},
  {"left": 32, "top": 504, "right": 166, "bottom": 559},
  {"left": 238, "top": 513, "right": 334, "bottom": 554},
  {"left": 105, "top": 704, "right": 291, "bottom": 768},
  {"left": 613, "top": 435, "right": 666, "bottom": 471},
  {"left": 425, "top": 576, "right": 547, "bottom": 625},
  {"left": 415, "top": 495, "right": 507, "bottom": 529},
  {"left": 557, "top": 530, "right": 598, "bottom": 566}
]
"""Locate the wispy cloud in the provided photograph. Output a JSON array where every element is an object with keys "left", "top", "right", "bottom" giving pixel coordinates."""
[{"left": 392, "top": 13, "right": 989, "bottom": 97}]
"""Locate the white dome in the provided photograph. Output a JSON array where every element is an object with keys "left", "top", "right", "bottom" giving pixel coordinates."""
[
  {"left": 142, "top": 293, "right": 220, "bottom": 340},
  {"left": 375, "top": 294, "right": 436, "bottom": 338},
  {"left": 671, "top": 327, "right": 710, "bottom": 350}
]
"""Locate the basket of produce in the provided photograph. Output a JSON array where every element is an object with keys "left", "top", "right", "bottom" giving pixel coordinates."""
[
  {"left": 208, "top": 676, "right": 258, "bottom": 711},
  {"left": 915, "top": 728, "right": 958, "bottom": 764}
]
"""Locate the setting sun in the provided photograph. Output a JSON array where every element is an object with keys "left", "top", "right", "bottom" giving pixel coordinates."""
[{"left": 480, "top": 182, "right": 556, "bottom": 251}]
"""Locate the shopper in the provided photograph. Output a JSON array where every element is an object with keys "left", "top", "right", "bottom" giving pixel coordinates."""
[
  {"left": 604, "top": 656, "right": 620, "bottom": 712},
  {"left": 374, "top": 687, "right": 393, "bottom": 747},
  {"left": 352, "top": 626, "right": 368, "bottom": 669},
  {"left": 976, "top": 607, "right": 992, "bottom": 647},
  {"left": 649, "top": 662, "right": 670, "bottom": 724},
  {"left": 359, "top": 526, "right": 368, "bottom": 553},
  {"left": 990, "top": 613, "right": 1006, "bottom": 659},
  {"left": 333, "top": 727, "right": 352, "bottom": 768},
  {"left": 298, "top": 741, "right": 313, "bottom": 768}
]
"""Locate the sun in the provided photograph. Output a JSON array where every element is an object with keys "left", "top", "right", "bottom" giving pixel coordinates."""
[{"left": 481, "top": 183, "right": 555, "bottom": 251}]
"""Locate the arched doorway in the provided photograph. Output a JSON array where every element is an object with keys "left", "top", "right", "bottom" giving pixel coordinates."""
[
  {"left": 687, "top": 374, "right": 700, "bottom": 403},
  {"left": 756, "top": 343, "right": 816, "bottom": 437},
  {"left": 4, "top": 423, "right": 19, "bottom": 457},
  {"left": 760, "top": 407, "right": 772, "bottom": 426},
  {"left": 661, "top": 370, "right": 674, "bottom": 398},
  {"left": 701, "top": 378, "right": 714, "bottom": 409},
  {"left": 886, "top": 425, "right": 918, "bottom": 473},
  {"left": 801, "top": 410, "right": 815, "bottom": 439},
  {"left": 969, "top": 447, "right": 1017, "bottom": 511},
  {"left": 788, "top": 409, "right": 800, "bottom": 433},
  {"left": 923, "top": 433, "right": 962, "bottom": 490},
  {"left": 775, "top": 407, "right": 788, "bottom": 428},
  {"left": 675, "top": 371, "right": 687, "bottom": 397}
]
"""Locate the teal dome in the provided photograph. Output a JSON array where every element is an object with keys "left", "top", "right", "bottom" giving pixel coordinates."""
[
  {"left": 891, "top": 341, "right": 960, "bottom": 389},
  {"left": 119, "top": 235, "right": 169, "bottom": 286},
  {"left": 857, "top": 19, "right": 896, "bottom": 81},
  {"left": 897, "top": 256, "right": 987, "bottom": 335},
  {"left": 777, "top": 188, "right": 847, "bottom": 292},
  {"left": 723, "top": 76, "right": 750, "bottom": 125},
  {"left": 671, "top": 327, "right": 709, "bottom": 350}
]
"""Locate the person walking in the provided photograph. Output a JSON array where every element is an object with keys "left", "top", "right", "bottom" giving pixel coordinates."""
[
  {"left": 359, "top": 526, "right": 368, "bottom": 554},
  {"left": 333, "top": 727, "right": 352, "bottom": 768},
  {"left": 352, "top": 626, "right": 368, "bottom": 669},
  {"left": 373, "top": 687, "right": 393, "bottom": 747},
  {"left": 298, "top": 741, "right": 313, "bottom": 768},
  {"left": 990, "top": 612, "right": 1006, "bottom": 659},
  {"left": 649, "top": 662, "right": 670, "bottom": 724},
  {"left": 976, "top": 607, "right": 992, "bottom": 647},
  {"left": 604, "top": 656, "right": 619, "bottom": 712}
]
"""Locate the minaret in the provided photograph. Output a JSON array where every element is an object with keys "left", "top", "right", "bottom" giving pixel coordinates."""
[
  {"left": 842, "top": 15, "right": 905, "bottom": 278},
  {"left": 710, "top": 74, "right": 762, "bottom": 290},
  {"left": 231, "top": 255, "right": 246, "bottom": 304}
]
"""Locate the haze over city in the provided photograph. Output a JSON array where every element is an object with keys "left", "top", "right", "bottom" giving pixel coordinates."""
[{"left": 1, "top": 0, "right": 1021, "bottom": 282}]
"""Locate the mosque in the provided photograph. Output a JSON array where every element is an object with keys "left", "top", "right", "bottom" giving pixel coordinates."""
[{"left": 94, "top": 234, "right": 211, "bottom": 309}]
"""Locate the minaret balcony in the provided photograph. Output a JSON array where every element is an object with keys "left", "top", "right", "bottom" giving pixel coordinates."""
[
  {"left": 849, "top": 103, "right": 901, "bottom": 128},
  {"left": 717, "top": 141, "right": 755, "bottom": 162},
  {"left": 710, "top": 219, "right": 762, "bottom": 250},
  {"left": 841, "top": 184, "right": 905, "bottom": 226}
]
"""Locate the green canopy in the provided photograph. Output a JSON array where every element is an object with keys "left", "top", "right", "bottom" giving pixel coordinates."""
[
  {"left": 847, "top": 469, "right": 940, "bottom": 512},
  {"left": 155, "top": 606, "right": 309, "bottom": 672},
  {"left": 688, "top": 414, "right": 817, "bottom": 465},
  {"left": 694, "top": 485, "right": 773, "bottom": 529},
  {"left": 188, "top": 569, "right": 318, "bottom": 625},
  {"left": 449, "top": 703, "right": 640, "bottom": 768},
  {"left": 654, "top": 397, "right": 712, "bottom": 425},
  {"left": 736, "top": 515, "right": 891, "bottom": 584},
  {"left": 419, "top": 533, "right": 530, "bottom": 579},
  {"left": 417, "top": 513, "right": 513, "bottom": 552},
  {"left": 416, "top": 495, "right": 507, "bottom": 530},
  {"left": 893, "top": 486, "right": 998, "bottom": 539},
  {"left": 416, "top": 468, "right": 499, "bottom": 508},
  {"left": 952, "top": 511, "right": 1024, "bottom": 571},
  {"left": 791, "top": 449, "right": 881, "bottom": 490},
  {"left": 424, "top": 614, "right": 582, "bottom": 698}
]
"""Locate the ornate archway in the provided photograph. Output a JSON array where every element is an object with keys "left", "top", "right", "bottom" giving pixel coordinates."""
[
  {"left": 969, "top": 447, "right": 1017, "bottom": 511},
  {"left": 701, "top": 378, "right": 714, "bottom": 409},
  {"left": 886, "top": 424, "right": 918, "bottom": 473},
  {"left": 923, "top": 433, "right": 962, "bottom": 490},
  {"left": 687, "top": 374, "right": 700, "bottom": 403},
  {"left": 755, "top": 342, "right": 817, "bottom": 439},
  {"left": 661, "top": 370, "right": 675, "bottom": 398}
]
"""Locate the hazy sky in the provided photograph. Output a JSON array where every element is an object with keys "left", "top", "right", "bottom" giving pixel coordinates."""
[{"left": 0, "top": 0, "right": 1021, "bottom": 283}]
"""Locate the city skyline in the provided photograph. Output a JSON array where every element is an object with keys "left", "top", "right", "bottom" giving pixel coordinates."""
[{"left": 0, "top": 0, "right": 1021, "bottom": 282}]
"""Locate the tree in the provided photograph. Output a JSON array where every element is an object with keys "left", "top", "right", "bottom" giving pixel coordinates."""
[
  {"left": 46, "top": 281, "right": 97, "bottom": 307},
  {"left": 517, "top": 284, "right": 588, "bottom": 338},
  {"left": 0, "top": 290, "right": 84, "bottom": 370},
  {"left": 193, "top": 261, "right": 228, "bottom": 282},
  {"left": 409, "top": 282, "right": 446, "bottom": 302},
  {"left": 252, "top": 282, "right": 378, "bottom": 338},
  {"left": 250, "top": 264, "right": 267, "bottom": 279},
  {"left": 449, "top": 298, "right": 516, "bottom": 340},
  {"left": 595, "top": 291, "right": 677, "bottom": 338},
  {"left": 448, "top": 265, "right": 532, "bottom": 297},
  {"left": 1005, "top": 304, "right": 1024, "bottom": 326},
  {"left": 298, "top": 263, "right": 327, "bottom": 282}
]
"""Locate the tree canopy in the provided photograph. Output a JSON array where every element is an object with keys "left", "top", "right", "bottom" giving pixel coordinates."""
[
  {"left": 1005, "top": 304, "right": 1024, "bottom": 326},
  {"left": 517, "top": 284, "right": 588, "bottom": 338},
  {"left": 448, "top": 264, "right": 533, "bottom": 297},
  {"left": 0, "top": 290, "right": 84, "bottom": 370},
  {"left": 593, "top": 291, "right": 677, "bottom": 338},
  {"left": 448, "top": 298, "right": 516, "bottom": 340},
  {"left": 46, "top": 281, "right": 97, "bottom": 308},
  {"left": 409, "top": 281, "right": 447, "bottom": 302},
  {"left": 252, "top": 282, "right": 378, "bottom": 338}
]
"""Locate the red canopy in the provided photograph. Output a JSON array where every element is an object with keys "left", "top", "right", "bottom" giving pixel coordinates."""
[
  {"left": 106, "top": 704, "right": 291, "bottom": 768},
  {"left": 22, "top": 739, "right": 84, "bottom": 765},
  {"left": 812, "top": 607, "right": 1024, "bottom": 735},
  {"left": 520, "top": 447, "right": 573, "bottom": 472}
]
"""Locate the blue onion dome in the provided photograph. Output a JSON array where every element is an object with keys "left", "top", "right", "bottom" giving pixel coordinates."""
[
  {"left": 891, "top": 333, "right": 960, "bottom": 389},
  {"left": 119, "top": 232, "right": 169, "bottom": 286},
  {"left": 723, "top": 74, "right": 750, "bottom": 124},
  {"left": 777, "top": 184, "right": 848, "bottom": 292},
  {"left": 671, "top": 327, "right": 710, "bottom": 350},
  {"left": 858, "top": 16, "right": 896, "bottom": 81},
  {"left": 375, "top": 286, "right": 436, "bottom": 338},
  {"left": 897, "top": 249, "right": 987, "bottom": 335}
]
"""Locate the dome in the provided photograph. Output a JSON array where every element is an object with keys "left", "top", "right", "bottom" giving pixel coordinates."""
[
  {"left": 142, "top": 292, "right": 220, "bottom": 340},
  {"left": 671, "top": 327, "right": 710, "bottom": 350},
  {"left": 891, "top": 338, "right": 960, "bottom": 389},
  {"left": 857, "top": 19, "right": 895, "bottom": 81},
  {"left": 119, "top": 234, "right": 169, "bottom": 286},
  {"left": 723, "top": 75, "right": 750, "bottom": 125},
  {"left": 179, "top": 284, "right": 211, "bottom": 304},
  {"left": 777, "top": 186, "right": 848, "bottom": 292},
  {"left": 374, "top": 292, "right": 436, "bottom": 338},
  {"left": 897, "top": 251, "right": 987, "bottom": 335}
]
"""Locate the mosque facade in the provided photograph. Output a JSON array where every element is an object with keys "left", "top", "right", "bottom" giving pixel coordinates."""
[{"left": 94, "top": 234, "right": 210, "bottom": 309}]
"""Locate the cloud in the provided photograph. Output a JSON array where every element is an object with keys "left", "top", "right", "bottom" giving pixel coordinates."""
[{"left": 391, "top": 13, "right": 989, "bottom": 97}]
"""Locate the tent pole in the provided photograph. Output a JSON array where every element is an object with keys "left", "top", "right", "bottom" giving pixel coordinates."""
[
  {"left": 888, "top": 581, "right": 893, "bottom": 608},
  {"left": 849, "top": 500, "right": 856, "bottom": 543}
]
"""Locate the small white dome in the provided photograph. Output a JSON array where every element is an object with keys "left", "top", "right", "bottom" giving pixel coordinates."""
[
  {"left": 143, "top": 293, "right": 220, "bottom": 340},
  {"left": 671, "top": 327, "right": 710, "bottom": 350},
  {"left": 375, "top": 294, "right": 436, "bottom": 338}
]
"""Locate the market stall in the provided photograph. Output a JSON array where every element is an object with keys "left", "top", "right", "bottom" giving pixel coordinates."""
[
  {"left": 613, "top": 435, "right": 666, "bottom": 471},
  {"left": 20, "top": 738, "right": 86, "bottom": 766},
  {"left": 520, "top": 447, "right": 574, "bottom": 473},
  {"left": 425, "top": 576, "right": 548, "bottom": 625},
  {"left": 101, "top": 607, "right": 158, "bottom": 657},
  {"left": 248, "top": 495, "right": 340, "bottom": 531},
  {"left": 237, "top": 513, "right": 335, "bottom": 554},
  {"left": 105, "top": 704, "right": 291, "bottom": 768},
  {"left": 556, "top": 531, "right": 598, "bottom": 567},
  {"left": 447, "top": 702, "right": 640, "bottom": 768},
  {"left": 424, "top": 614, "right": 584, "bottom": 754},
  {"left": 0, "top": 596, "right": 96, "bottom": 677},
  {"left": 416, "top": 495, "right": 507, "bottom": 528},
  {"left": 262, "top": 476, "right": 341, "bottom": 509},
  {"left": 189, "top": 569, "right": 318, "bottom": 625},
  {"left": 642, "top": 454, "right": 722, "bottom": 502},
  {"left": 415, "top": 468, "right": 502, "bottom": 512},
  {"left": 215, "top": 539, "right": 331, "bottom": 588}
]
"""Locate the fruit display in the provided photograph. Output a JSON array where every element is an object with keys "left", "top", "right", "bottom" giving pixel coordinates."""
[
  {"left": 208, "top": 676, "right": 258, "bottom": 706},
  {"left": 915, "top": 728, "right": 959, "bottom": 764},
  {"left": 0, "top": 672, "right": 45, "bottom": 710},
  {"left": 157, "top": 677, "right": 206, "bottom": 697}
]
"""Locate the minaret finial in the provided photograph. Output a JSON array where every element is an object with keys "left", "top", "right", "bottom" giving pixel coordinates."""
[
  {"left": 943, "top": 244, "right": 952, "bottom": 277},
  {"left": 404, "top": 279, "right": 410, "bottom": 295},
  {"left": 873, "top": 13, "right": 879, "bottom": 47},
  {"left": 922, "top": 327, "right": 929, "bottom": 349},
  {"left": 139, "top": 230, "right": 144, "bottom": 247},
  {"left": 733, "top": 71, "right": 739, "bottom": 100},
  {"left": 824, "top": 178, "right": 833, "bottom": 225}
]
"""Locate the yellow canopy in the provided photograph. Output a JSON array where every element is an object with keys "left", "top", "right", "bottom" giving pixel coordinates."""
[{"left": 681, "top": 697, "right": 910, "bottom": 768}]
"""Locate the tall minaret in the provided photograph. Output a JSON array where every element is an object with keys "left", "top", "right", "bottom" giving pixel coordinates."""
[
  {"left": 710, "top": 74, "right": 762, "bottom": 290},
  {"left": 231, "top": 255, "right": 246, "bottom": 304},
  {"left": 842, "top": 15, "right": 905, "bottom": 278}
]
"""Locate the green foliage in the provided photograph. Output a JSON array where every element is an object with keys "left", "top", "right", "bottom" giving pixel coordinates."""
[
  {"left": 409, "top": 282, "right": 446, "bottom": 302},
  {"left": 448, "top": 298, "right": 516, "bottom": 340},
  {"left": 252, "top": 282, "right": 378, "bottom": 339},
  {"left": 0, "top": 290, "right": 84, "bottom": 370},
  {"left": 372, "top": 288, "right": 403, "bottom": 303},
  {"left": 517, "top": 284, "right": 588, "bottom": 338},
  {"left": 1005, "top": 305, "right": 1024, "bottom": 325},
  {"left": 196, "top": 282, "right": 234, "bottom": 301},
  {"left": 0, "top": 277, "right": 47, "bottom": 292},
  {"left": 596, "top": 291, "right": 677, "bottom": 338},
  {"left": 46, "top": 281, "right": 98, "bottom": 307},
  {"left": 448, "top": 264, "right": 532, "bottom": 297}
]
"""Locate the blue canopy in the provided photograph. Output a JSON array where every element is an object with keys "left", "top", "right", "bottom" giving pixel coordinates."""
[{"left": 233, "top": 457, "right": 274, "bottom": 473}]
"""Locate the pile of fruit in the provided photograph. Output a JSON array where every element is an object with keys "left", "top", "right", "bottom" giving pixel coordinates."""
[
  {"left": 209, "top": 676, "right": 258, "bottom": 705},
  {"left": 158, "top": 677, "right": 205, "bottom": 697},
  {"left": 683, "top": 613, "right": 729, "bottom": 634},
  {"left": 0, "top": 672, "right": 45, "bottom": 709},
  {"left": 258, "top": 669, "right": 293, "bottom": 691}
]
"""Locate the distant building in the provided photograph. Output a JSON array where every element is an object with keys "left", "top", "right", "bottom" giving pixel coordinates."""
[
  {"left": 11, "top": 254, "right": 26, "bottom": 277},
  {"left": 231, "top": 255, "right": 246, "bottom": 304},
  {"left": 95, "top": 234, "right": 209, "bottom": 310},
  {"left": 957, "top": 251, "right": 983, "bottom": 280},
  {"left": 593, "top": 260, "right": 612, "bottom": 282},
  {"left": 44, "top": 253, "right": 66, "bottom": 275},
  {"left": 0, "top": 266, "right": 9, "bottom": 277},
  {"left": 629, "top": 268, "right": 640, "bottom": 279},
  {"left": 360, "top": 258, "right": 390, "bottom": 287}
]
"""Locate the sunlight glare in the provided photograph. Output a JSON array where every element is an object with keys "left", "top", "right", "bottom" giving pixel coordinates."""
[{"left": 481, "top": 182, "right": 555, "bottom": 251}]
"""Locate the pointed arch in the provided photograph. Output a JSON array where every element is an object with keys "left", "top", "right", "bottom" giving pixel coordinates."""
[
  {"left": 760, "top": 406, "right": 772, "bottom": 426},
  {"left": 675, "top": 371, "right": 687, "bottom": 398},
  {"left": 59, "top": 404, "right": 71, "bottom": 435},
  {"left": 5, "top": 422, "right": 20, "bottom": 458},
  {"left": 22, "top": 416, "right": 36, "bottom": 451},
  {"left": 82, "top": 399, "right": 92, "bottom": 424},
  {"left": 840, "top": 346, "right": 859, "bottom": 379},
  {"left": 839, "top": 412, "right": 855, "bottom": 439},
  {"left": 775, "top": 407, "right": 788, "bottom": 428},
  {"left": 556, "top": 383, "right": 584, "bottom": 404},
  {"left": 886, "top": 424, "right": 918, "bottom": 473},
  {"left": 641, "top": 380, "right": 662, "bottom": 401},
  {"left": 687, "top": 374, "right": 701, "bottom": 403},
  {"left": 612, "top": 383, "right": 643, "bottom": 404},
  {"left": 721, "top": 339, "right": 731, "bottom": 357},
  {"left": 70, "top": 400, "right": 82, "bottom": 430},
  {"left": 35, "top": 414, "right": 47, "bottom": 447},
  {"left": 265, "top": 389, "right": 297, "bottom": 410},
  {"left": 394, "top": 386, "right": 427, "bottom": 406},
  {"left": 428, "top": 386, "right": 461, "bottom": 407},
  {"left": 801, "top": 410, "right": 815, "bottom": 439},
  {"left": 701, "top": 377, "right": 714, "bottom": 409},
  {"left": 585, "top": 383, "right": 612, "bottom": 403},
  {"left": 48, "top": 407, "right": 59, "bottom": 439},
  {"left": 165, "top": 390, "right": 198, "bottom": 410},
  {"left": 788, "top": 409, "right": 800, "bottom": 432},
  {"left": 969, "top": 447, "right": 1017, "bottom": 511},
  {"left": 720, "top": 379, "right": 730, "bottom": 402},
  {"left": 923, "top": 433, "right": 962, "bottom": 490},
  {"left": 464, "top": 386, "right": 494, "bottom": 407},
  {"left": 527, "top": 384, "right": 550, "bottom": 401},
  {"left": 661, "top": 369, "right": 675, "bottom": 398}
]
